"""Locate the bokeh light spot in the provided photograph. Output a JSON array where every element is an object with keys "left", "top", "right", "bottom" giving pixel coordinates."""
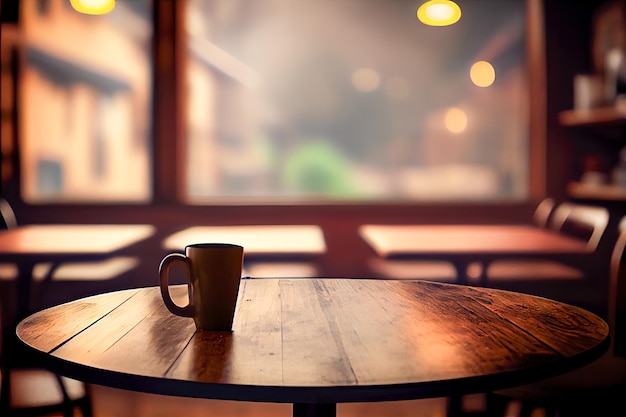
[
  {"left": 470, "top": 61, "right": 496, "bottom": 87},
  {"left": 444, "top": 107, "right": 468, "bottom": 133},
  {"left": 351, "top": 68, "right": 381, "bottom": 92},
  {"left": 417, "top": 1, "right": 461, "bottom": 26},
  {"left": 70, "top": 0, "right": 116, "bottom": 15}
]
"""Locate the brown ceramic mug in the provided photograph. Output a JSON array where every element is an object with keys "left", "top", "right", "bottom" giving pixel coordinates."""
[{"left": 159, "top": 243, "right": 244, "bottom": 331}]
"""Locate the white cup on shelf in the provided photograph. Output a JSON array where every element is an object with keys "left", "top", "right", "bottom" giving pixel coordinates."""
[{"left": 573, "top": 74, "right": 603, "bottom": 110}]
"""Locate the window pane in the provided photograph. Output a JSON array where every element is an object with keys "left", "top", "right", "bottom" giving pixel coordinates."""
[
  {"left": 184, "top": 0, "right": 529, "bottom": 203},
  {"left": 19, "top": 0, "right": 152, "bottom": 203}
]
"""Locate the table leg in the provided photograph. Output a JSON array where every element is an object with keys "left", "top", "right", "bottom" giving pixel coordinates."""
[
  {"left": 451, "top": 259, "right": 470, "bottom": 285},
  {"left": 477, "top": 260, "right": 491, "bottom": 286},
  {"left": 293, "top": 403, "right": 336, "bottom": 417}
]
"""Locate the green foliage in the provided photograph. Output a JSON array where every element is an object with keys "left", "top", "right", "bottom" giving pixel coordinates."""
[{"left": 282, "top": 140, "right": 358, "bottom": 197}]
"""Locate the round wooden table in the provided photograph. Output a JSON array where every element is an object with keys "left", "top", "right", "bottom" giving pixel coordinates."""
[{"left": 16, "top": 279, "right": 609, "bottom": 417}]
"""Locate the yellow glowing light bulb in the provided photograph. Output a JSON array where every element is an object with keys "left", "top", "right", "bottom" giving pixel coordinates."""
[
  {"left": 417, "top": 1, "right": 462, "bottom": 27},
  {"left": 470, "top": 61, "right": 496, "bottom": 87},
  {"left": 444, "top": 107, "right": 468, "bottom": 133},
  {"left": 70, "top": 0, "right": 116, "bottom": 15}
]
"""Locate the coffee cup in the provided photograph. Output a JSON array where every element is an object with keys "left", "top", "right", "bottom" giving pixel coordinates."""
[{"left": 159, "top": 243, "right": 244, "bottom": 331}]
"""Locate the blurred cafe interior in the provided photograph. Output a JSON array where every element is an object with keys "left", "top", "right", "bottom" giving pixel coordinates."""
[
  {"left": 1, "top": 0, "right": 625, "bottom": 330},
  {"left": 1, "top": 0, "right": 626, "bottom": 415}
]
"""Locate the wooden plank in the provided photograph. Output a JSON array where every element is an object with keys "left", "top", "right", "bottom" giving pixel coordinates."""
[
  {"left": 318, "top": 280, "right": 559, "bottom": 384},
  {"left": 167, "top": 279, "right": 284, "bottom": 385},
  {"left": 293, "top": 279, "right": 431, "bottom": 385},
  {"left": 558, "top": 107, "right": 626, "bottom": 127},
  {"left": 567, "top": 182, "right": 626, "bottom": 202},
  {"left": 462, "top": 284, "right": 609, "bottom": 356},
  {"left": 17, "top": 288, "right": 140, "bottom": 352},
  {"left": 53, "top": 286, "right": 195, "bottom": 378},
  {"left": 279, "top": 279, "right": 357, "bottom": 386}
]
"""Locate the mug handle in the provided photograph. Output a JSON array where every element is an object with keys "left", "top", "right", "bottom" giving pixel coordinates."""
[{"left": 159, "top": 253, "right": 194, "bottom": 318}]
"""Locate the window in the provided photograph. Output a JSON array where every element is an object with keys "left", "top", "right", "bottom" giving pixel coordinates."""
[
  {"left": 18, "top": 0, "right": 152, "bottom": 203},
  {"left": 183, "top": 0, "right": 529, "bottom": 203},
  {"left": 13, "top": 0, "right": 538, "bottom": 206}
]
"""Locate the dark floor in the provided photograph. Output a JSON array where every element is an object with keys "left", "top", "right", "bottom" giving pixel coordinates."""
[{"left": 89, "top": 385, "right": 450, "bottom": 417}]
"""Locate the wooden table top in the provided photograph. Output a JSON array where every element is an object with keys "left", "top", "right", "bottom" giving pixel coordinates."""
[
  {"left": 359, "top": 224, "right": 591, "bottom": 259},
  {"left": 0, "top": 224, "right": 155, "bottom": 261},
  {"left": 17, "top": 279, "right": 608, "bottom": 406},
  {"left": 162, "top": 225, "right": 326, "bottom": 258}
]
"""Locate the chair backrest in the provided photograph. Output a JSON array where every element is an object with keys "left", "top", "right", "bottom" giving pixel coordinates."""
[
  {"left": 0, "top": 198, "right": 17, "bottom": 230},
  {"left": 548, "top": 202, "right": 609, "bottom": 251},
  {"left": 611, "top": 224, "right": 626, "bottom": 357},
  {"left": 532, "top": 197, "right": 556, "bottom": 228}
]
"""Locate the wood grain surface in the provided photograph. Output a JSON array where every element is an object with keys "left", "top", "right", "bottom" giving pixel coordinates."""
[{"left": 17, "top": 279, "right": 609, "bottom": 404}]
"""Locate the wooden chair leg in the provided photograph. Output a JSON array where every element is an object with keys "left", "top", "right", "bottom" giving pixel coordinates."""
[{"left": 0, "top": 363, "right": 94, "bottom": 417}]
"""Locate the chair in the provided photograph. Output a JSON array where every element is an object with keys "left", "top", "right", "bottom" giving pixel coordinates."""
[
  {"left": 466, "top": 198, "right": 564, "bottom": 281},
  {"left": 0, "top": 198, "right": 140, "bottom": 309},
  {"left": 494, "top": 224, "right": 626, "bottom": 416},
  {"left": 368, "top": 198, "right": 556, "bottom": 283},
  {"left": 0, "top": 199, "right": 97, "bottom": 416},
  {"left": 0, "top": 199, "right": 18, "bottom": 230},
  {"left": 474, "top": 199, "right": 608, "bottom": 280},
  {"left": 0, "top": 297, "right": 94, "bottom": 417},
  {"left": 448, "top": 224, "right": 626, "bottom": 417},
  {"left": 531, "top": 197, "right": 556, "bottom": 228},
  {"left": 475, "top": 201, "right": 611, "bottom": 315}
]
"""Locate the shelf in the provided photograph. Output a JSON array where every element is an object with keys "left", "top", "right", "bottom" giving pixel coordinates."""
[
  {"left": 567, "top": 182, "right": 626, "bottom": 202},
  {"left": 559, "top": 107, "right": 626, "bottom": 127}
]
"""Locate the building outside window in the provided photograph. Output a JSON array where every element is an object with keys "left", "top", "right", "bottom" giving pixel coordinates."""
[{"left": 18, "top": 0, "right": 152, "bottom": 203}]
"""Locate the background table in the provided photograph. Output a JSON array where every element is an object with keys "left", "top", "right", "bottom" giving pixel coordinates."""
[
  {"left": 17, "top": 279, "right": 609, "bottom": 417},
  {"left": 163, "top": 225, "right": 327, "bottom": 278},
  {"left": 162, "top": 225, "right": 326, "bottom": 258},
  {"left": 0, "top": 224, "right": 155, "bottom": 316},
  {"left": 359, "top": 224, "right": 593, "bottom": 283}
]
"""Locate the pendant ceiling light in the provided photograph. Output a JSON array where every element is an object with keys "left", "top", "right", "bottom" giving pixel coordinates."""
[
  {"left": 417, "top": 0, "right": 462, "bottom": 27},
  {"left": 70, "top": 0, "right": 116, "bottom": 15}
]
